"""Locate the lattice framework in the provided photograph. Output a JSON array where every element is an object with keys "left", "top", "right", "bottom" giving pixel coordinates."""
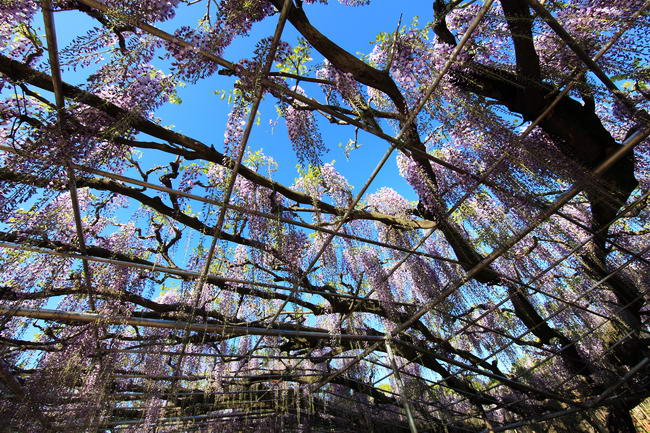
[{"left": 1, "top": 1, "right": 649, "bottom": 432}]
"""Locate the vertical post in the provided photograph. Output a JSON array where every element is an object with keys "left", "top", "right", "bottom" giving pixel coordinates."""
[
  {"left": 385, "top": 340, "right": 419, "bottom": 433},
  {"left": 40, "top": 2, "right": 106, "bottom": 430}
]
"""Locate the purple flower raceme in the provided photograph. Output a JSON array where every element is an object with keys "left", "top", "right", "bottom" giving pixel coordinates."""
[
  {"left": 223, "top": 101, "right": 248, "bottom": 156},
  {"left": 303, "top": 0, "right": 370, "bottom": 4},
  {"left": 316, "top": 59, "right": 360, "bottom": 106},
  {"left": 366, "top": 187, "right": 410, "bottom": 218},
  {"left": 95, "top": 0, "right": 181, "bottom": 22},
  {"left": 284, "top": 87, "right": 328, "bottom": 166},
  {"left": 293, "top": 162, "right": 352, "bottom": 208},
  {"left": 166, "top": 0, "right": 276, "bottom": 81},
  {"left": 396, "top": 153, "right": 436, "bottom": 208},
  {"left": 0, "top": 1, "right": 37, "bottom": 56}
]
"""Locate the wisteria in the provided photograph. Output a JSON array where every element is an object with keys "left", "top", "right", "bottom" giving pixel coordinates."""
[
  {"left": 283, "top": 94, "right": 327, "bottom": 165},
  {"left": 316, "top": 59, "right": 361, "bottom": 106},
  {"left": 1, "top": 1, "right": 649, "bottom": 433}
]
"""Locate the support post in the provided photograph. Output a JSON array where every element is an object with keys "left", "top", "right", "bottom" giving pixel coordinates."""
[{"left": 385, "top": 340, "right": 419, "bottom": 433}]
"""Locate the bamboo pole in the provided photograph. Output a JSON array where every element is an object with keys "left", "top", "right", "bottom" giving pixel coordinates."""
[
  {"left": 0, "top": 239, "right": 415, "bottom": 306},
  {"left": 385, "top": 340, "right": 419, "bottom": 433},
  {"left": 0, "top": 306, "right": 385, "bottom": 341}
]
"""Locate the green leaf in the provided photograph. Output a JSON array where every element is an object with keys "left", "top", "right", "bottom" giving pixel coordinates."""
[{"left": 168, "top": 93, "right": 183, "bottom": 104}]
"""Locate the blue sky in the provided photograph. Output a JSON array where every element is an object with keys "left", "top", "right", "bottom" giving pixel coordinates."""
[
  {"left": 14, "top": 1, "right": 450, "bottom": 338},
  {"left": 6, "top": 0, "right": 590, "bottom": 389},
  {"left": 8, "top": 1, "right": 454, "bottom": 358},
  {"left": 50, "top": 0, "right": 432, "bottom": 202}
]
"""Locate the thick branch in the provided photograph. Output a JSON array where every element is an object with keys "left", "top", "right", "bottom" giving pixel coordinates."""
[
  {"left": 269, "top": 0, "right": 407, "bottom": 112},
  {"left": 499, "top": 0, "right": 541, "bottom": 81}
]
